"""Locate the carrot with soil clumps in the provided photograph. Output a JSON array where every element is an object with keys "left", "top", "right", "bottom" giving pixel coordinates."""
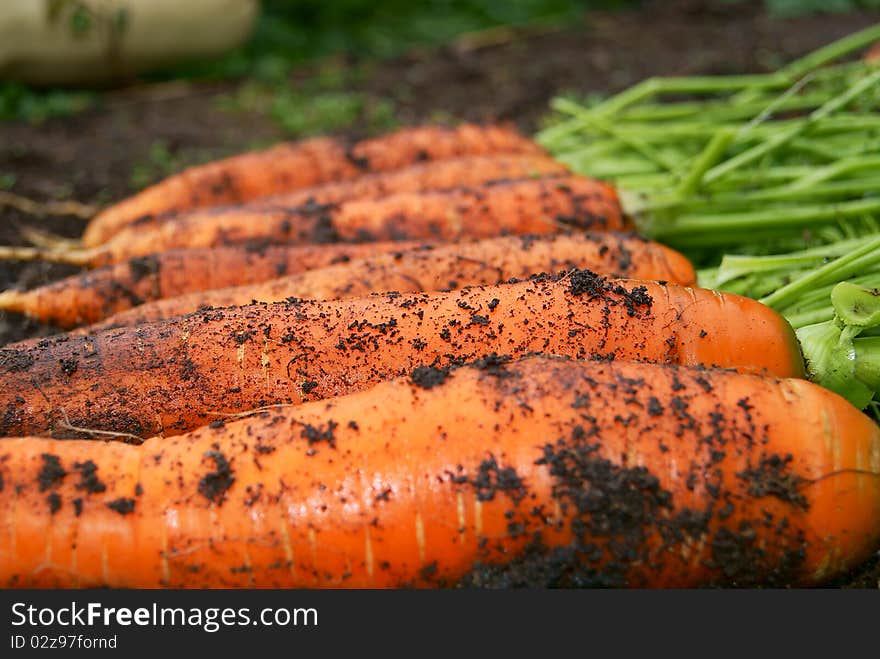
[
  {"left": 0, "top": 154, "right": 568, "bottom": 268},
  {"left": 9, "top": 176, "right": 623, "bottom": 267},
  {"left": 87, "top": 232, "right": 696, "bottom": 330},
  {"left": 0, "top": 270, "right": 803, "bottom": 439},
  {"left": 81, "top": 123, "right": 548, "bottom": 247},
  {"left": 0, "top": 355, "right": 876, "bottom": 588},
  {"left": 92, "top": 153, "right": 569, "bottom": 239},
  {"left": 0, "top": 240, "right": 425, "bottom": 329}
]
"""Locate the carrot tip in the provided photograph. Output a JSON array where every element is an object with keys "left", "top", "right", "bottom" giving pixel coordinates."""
[{"left": 0, "top": 289, "right": 24, "bottom": 313}]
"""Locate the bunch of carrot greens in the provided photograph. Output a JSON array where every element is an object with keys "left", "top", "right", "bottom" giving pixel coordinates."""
[{"left": 537, "top": 23, "right": 880, "bottom": 411}]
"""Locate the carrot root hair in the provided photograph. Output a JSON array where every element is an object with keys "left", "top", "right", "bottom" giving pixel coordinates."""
[
  {"left": 0, "top": 190, "right": 97, "bottom": 219},
  {"left": 54, "top": 419, "right": 145, "bottom": 445},
  {"left": 19, "top": 226, "right": 83, "bottom": 251},
  {"left": 0, "top": 245, "right": 93, "bottom": 265},
  {"left": 205, "top": 404, "right": 293, "bottom": 420}
]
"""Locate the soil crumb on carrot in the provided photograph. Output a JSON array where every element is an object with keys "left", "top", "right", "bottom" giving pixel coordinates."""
[
  {"left": 74, "top": 460, "right": 106, "bottom": 494},
  {"left": 198, "top": 449, "right": 235, "bottom": 504},
  {"left": 106, "top": 497, "right": 136, "bottom": 515},
  {"left": 37, "top": 453, "right": 66, "bottom": 491},
  {"left": 411, "top": 365, "right": 449, "bottom": 389}
]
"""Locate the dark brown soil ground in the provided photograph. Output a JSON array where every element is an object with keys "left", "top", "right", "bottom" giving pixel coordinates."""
[{"left": 1, "top": 0, "right": 878, "bottom": 587}]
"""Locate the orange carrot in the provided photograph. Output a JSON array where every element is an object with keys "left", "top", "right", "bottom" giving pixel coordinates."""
[
  {"left": 0, "top": 271, "right": 803, "bottom": 439},
  {"left": 36, "top": 176, "right": 624, "bottom": 266},
  {"left": 82, "top": 124, "right": 547, "bottom": 246},
  {"left": 0, "top": 241, "right": 425, "bottom": 329},
  {"left": 88, "top": 232, "right": 696, "bottom": 330},
  {"left": 0, "top": 355, "right": 876, "bottom": 588},
  {"left": 104, "top": 153, "right": 569, "bottom": 238}
]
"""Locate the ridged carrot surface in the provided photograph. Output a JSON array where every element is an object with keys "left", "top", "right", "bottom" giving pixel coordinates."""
[
  {"left": 0, "top": 355, "right": 876, "bottom": 588},
  {"left": 82, "top": 124, "right": 547, "bottom": 246},
  {"left": 69, "top": 176, "right": 624, "bottom": 265},
  {"left": 101, "top": 153, "right": 568, "bottom": 239},
  {"left": 0, "top": 241, "right": 424, "bottom": 329},
  {"left": 88, "top": 233, "right": 695, "bottom": 330},
  {"left": 0, "top": 271, "right": 804, "bottom": 439}
]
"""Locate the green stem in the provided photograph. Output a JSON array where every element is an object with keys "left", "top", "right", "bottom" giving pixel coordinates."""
[
  {"left": 715, "top": 256, "right": 834, "bottom": 288},
  {"left": 703, "top": 69, "right": 880, "bottom": 184},
  {"left": 574, "top": 115, "right": 681, "bottom": 171},
  {"left": 589, "top": 73, "right": 791, "bottom": 118},
  {"left": 787, "top": 139, "right": 842, "bottom": 162},
  {"left": 713, "top": 235, "right": 875, "bottom": 284},
  {"left": 760, "top": 237, "right": 880, "bottom": 309},
  {"left": 623, "top": 90, "right": 833, "bottom": 125},
  {"left": 673, "top": 128, "right": 736, "bottom": 198},
  {"left": 560, "top": 155, "right": 660, "bottom": 178},
  {"left": 783, "top": 272, "right": 880, "bottom": 318},
  {"left": 854, "top": 336, "right": 880, "bottom": 391},
  {"left": 731, "top": 50, "right": 871, "bottom": 106},
  {"left": 781, "top": 23, "right": 880, "bottom": 78},
  {"left": 544, "top": 115, "right": 880, "bottom": 157},
  {"left": 674, "top": 176, "right": 880, "bottom": 209},
  {"left": 648, "top": 198, "right": 880, "bottom": 245},
  {"left": 785, "top": 308, "right": 835, "bottom": 329},
  {"left": 777, "top": 155, "right": 880, "bottom": 191},
  {"left": 615, "top": 165, "right": 823, "bottom": 200},
  {"left": 534, "top": 97, "right": 599, "bottom": 148}
]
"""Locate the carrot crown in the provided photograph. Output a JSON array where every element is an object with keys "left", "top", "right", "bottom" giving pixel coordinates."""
[
  {"left": 700, "top": 232, "right": 880, "bottom": 411},
  {"left": 794, "top": 281, "right": 880, "bottom": 410}
]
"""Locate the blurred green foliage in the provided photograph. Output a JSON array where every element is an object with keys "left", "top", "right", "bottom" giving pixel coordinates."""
[
  {"left": 168, "top": 0, "right": 636, "bottom": 81},
  {"left": 722, "top": 0, "right": 880, "bottom": 14},
  {"left": 0, "top": 82, "right": 94, "bottom": 123},
  {"left": 220, "top": 73, "right": 401, "bottom": 138},
  {"left": 172, "top": 0, "right": 636, "bottom": 138},
  {"left": 2, "top": 0, "right": 878, "bottom": 124},
  {"left": 2, "top": 0, "right": 633, "bottom": 123},
  {"left": 766, "top": 0, "right": 880, "bottom": 14}
]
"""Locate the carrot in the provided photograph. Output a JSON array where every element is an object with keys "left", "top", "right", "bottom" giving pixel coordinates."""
[
  {"left": 0, "top": 354, "right": 876, "bottom": 588},
  {"left": 99, "top": 153, "right": 569, "bottom": 239},
  {"left": 0, "top": 271, "right": 804, "bottom": 439},
  {"left": 0, "top": 241, "right": 426, "bottom": 329},
  {"left": 36, "top": 176, "right": 624, "bottom": 267},
  {"left": 82, "top": 124, "right": 547, "bottom": 246},
  {"left": 87, "top": 233, "right": 696, "bottom": 330}
]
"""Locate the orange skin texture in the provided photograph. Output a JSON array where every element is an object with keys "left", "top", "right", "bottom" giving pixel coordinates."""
[
  {"left": 0, "top": 273, "right": 803, "bottom": 439},
  {"left": 87, "top": 232, "right": 696, "bottom": 330},
  {"left": 0, "top": 356, "right": 876, "bottom": 588},
  {"left": 74, "top": 175, "right": 624, "bottom": 264},
  {"left": 95, "top": 153, "right": 569, "bottom": 242},
  {"left": 82, "top": 124, "right": 548, "bottom": 246},
  {"left": 0, "top": 241, "right": 425, "bottom": 329}
]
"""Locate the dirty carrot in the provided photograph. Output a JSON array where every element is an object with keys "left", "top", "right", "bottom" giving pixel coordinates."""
[
  {"left": 16, "top": 176, "right": 624, "bottom": 266},
  {"left": 0, "top": 355, "right": 876, "bottom": 588},
  {"left": 97, "top": 153, "right": 569, "bottom": 238},
  {"left": 0, "top": 270, "right": 803, "bottom": 439},
  {"left": 0, "top": 240, "right": 425, "bottom": 329},
  {"left": 82, "top": 123, "right": 547, "bottom": 246},
  {"left": 87, "top": 232, "right": 696, "bottom": 330}
]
